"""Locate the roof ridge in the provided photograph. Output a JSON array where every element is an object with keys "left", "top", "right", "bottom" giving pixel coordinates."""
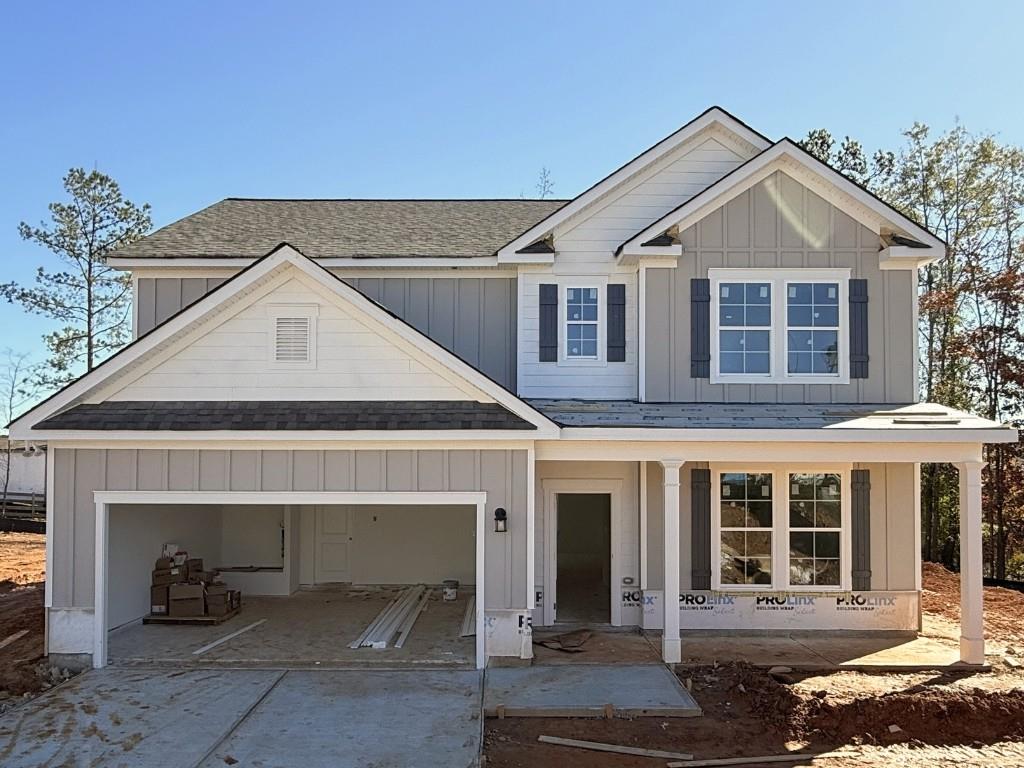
[{"left": 221, "top": 197, "right": 571, "bottom": 203}]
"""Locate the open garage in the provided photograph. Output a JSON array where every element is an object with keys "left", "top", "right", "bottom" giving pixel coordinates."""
[{"left": 97, "top": 492, "right": 485, "bottom": 668}]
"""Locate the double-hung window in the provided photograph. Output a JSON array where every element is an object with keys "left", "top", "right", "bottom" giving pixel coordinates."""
[
  {"left": 565, "top": 287, "right": 599, "bottom": 359},
  {"left": 713, "top": 465, "right": 850, "bottom": 591},
  {"left": 710, "top": 269, "right": 849, "bottom": 383}
]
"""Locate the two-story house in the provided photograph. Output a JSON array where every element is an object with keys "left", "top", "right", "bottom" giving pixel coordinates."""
[{"left": 11, "top": 107, "right": 1014, "bottom": 671}]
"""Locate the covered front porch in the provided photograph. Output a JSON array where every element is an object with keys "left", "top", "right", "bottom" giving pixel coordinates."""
[{"left": 530, "top": 401, "right": 1016, "bottom": 668}]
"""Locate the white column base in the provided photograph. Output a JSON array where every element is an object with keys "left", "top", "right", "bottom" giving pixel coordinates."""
[
  {"left": 662, "top": 636, "right": 681, "bottom": 664},
  {"left": 960, "top": 635, "right": 985, "bottom": 665}
]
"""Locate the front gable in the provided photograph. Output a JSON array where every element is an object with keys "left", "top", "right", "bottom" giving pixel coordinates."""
[{"left": 11, "top": 245, "right": 558, "bottom": 439}]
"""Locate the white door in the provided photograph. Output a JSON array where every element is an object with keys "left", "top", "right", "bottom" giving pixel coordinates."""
[{"left": 314, "top": 505, "right": 351, "bottom": 583}]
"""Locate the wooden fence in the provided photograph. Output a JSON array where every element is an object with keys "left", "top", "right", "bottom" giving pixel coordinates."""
[{"left": 0, "top": 490, "right": 45, "bottom": 533}]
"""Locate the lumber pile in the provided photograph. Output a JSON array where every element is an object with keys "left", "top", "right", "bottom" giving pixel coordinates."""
[{"left": 349, "top": 585, "right": 430, "bottom": 649}]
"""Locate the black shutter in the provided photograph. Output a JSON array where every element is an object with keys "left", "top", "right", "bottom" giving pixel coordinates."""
[
  {"left": 851, "top": 469, "right": 871, "bottom": 590},
  {"left": 691, "top": 278, "right": 711, "bottom": 378},
  {"left": 539, "top": 284, "right": 558, "bottom": 362},
  {"left": 691, "top": 467, "right": 712, "bottom": 590},
  {"left": 849, "top": 278, "right": 869, "bottom": 379},
  {"left": 607, "top": 284, "right": 626, "bottom": 362}
]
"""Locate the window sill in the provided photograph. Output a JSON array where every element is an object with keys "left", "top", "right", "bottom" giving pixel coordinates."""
[
  {"left": 710, "top": 375, "right": 849, "bottom": 386},
  {"left": 557, "top": 358, "right": 608, "bottom": 368}
]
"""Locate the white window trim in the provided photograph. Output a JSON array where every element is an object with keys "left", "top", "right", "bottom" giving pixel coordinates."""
[
  {"left": 710, "top": 463, "right": 852, "bottom": 593},
  {"left": 709, "top": 268, "right": 850, "bottom": 385},
  {"left": 267, "top": 303, "right": 319, "bottom": 370},
  {"left": 556, "top": 277, "right": 608, "bottom": 367}
]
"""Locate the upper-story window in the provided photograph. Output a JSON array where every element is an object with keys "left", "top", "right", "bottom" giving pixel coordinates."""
[
  {"left": 710, "top": 269, "right": 849, "bottom": 384},
  {"left": 566, "top": 287, "right": 599, "bottom": 359}
]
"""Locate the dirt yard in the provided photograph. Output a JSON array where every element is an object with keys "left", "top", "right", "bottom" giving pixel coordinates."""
[
  {"left": 0, "top": 532, "right": 73, "bottom": 713},
  {"left": 486, "top": 564, "right": 1024, "bottom": 767}
]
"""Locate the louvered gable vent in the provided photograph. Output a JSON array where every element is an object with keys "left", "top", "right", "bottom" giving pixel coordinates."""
[{"left": 274, "top": 316, "right": 311, "bottom": 362}]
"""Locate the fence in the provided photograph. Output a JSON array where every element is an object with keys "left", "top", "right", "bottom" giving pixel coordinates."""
[{"left": 0, "top": 490, "right": 45, "bottom": 533}]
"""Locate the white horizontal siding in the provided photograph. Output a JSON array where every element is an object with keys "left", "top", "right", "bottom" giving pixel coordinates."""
[
  {"left": 515, "top": 133, "right": 753, "bottom": 400},
  {"left": 517, "top": 271, "right": 638, "bottom": 400},
  {"left": 110, "top": 278, "right": 472, "bottom": 402}
]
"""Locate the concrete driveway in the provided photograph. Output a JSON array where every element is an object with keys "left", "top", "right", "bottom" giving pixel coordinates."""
[{"left": 0, "top": 668, "right": 483, "bottom": 767}]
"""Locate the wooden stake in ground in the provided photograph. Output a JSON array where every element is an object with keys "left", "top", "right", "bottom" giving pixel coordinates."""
[
  {"left": 666, "top": 752, "right": 837, "bottom": 767},
  {"left": 537, "top": 735, "right": 693, "bottom": 761}
]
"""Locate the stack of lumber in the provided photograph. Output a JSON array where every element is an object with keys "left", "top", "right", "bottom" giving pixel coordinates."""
[{"left": 349, "top": 585, "right": 430, "bottom": 649}]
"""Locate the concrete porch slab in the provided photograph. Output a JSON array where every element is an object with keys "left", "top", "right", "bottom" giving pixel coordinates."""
[{"left": 483, "top": 664, "right": 701, "bottom": 718}]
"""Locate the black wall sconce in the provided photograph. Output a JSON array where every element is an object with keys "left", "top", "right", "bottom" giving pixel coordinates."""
[{"left": 494, "top": 507, "right": 507, "bottom": 533}]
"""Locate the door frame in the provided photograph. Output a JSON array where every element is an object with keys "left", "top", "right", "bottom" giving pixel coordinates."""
[
  {"left": 93, "top": 490, "right": 487, "bottom": 670},
  {"left": 313, "top": 504, "right": 352, "bottom": 584},
  {"left": 542, "top": 479, "right": 623, "bottom": 627}
]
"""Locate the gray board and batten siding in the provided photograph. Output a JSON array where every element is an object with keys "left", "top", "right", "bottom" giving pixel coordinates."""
[{"left": 644, "top": 171, "right": 916, "bottom": 404}]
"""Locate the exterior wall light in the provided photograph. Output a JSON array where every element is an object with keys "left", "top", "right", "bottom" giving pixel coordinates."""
[{"left": 494, "top": 507, "right": 508, "bottom": 533}]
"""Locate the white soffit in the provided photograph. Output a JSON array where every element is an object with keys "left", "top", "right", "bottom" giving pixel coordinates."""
[
  {"left": 496, "top": 107, "right": 771, "bottom": 262},
  {"left": 618, "top": 139, "right": 946, "bottom": 267}
]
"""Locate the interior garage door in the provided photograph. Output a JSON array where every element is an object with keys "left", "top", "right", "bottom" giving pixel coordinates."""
[{"left": 314, "top": 505, "right": 351, "bottom": 583}]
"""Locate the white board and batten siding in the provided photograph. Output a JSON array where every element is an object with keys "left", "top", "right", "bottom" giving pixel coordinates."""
[
  {"left": 517, "top": 137, "right": 752, "bottom": 400},
  {"left": 108, "top": 277, "right": 477, "bottom": 402}
]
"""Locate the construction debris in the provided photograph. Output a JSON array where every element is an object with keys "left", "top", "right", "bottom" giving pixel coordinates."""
[
  {"left": 460, "top": 595, "right": 476, "bottom": 637},
  {"left": 349, "top": 585, "right": 429, "bottom": 649},
  {"left": 666, "top": 754, "right": 834, "bottom": 767},
  {"left": 535, "top": 629, "right": 591, "bottom": 653},
  {"left": 537, "top": 735, "right": 693, "bottom": 761}
]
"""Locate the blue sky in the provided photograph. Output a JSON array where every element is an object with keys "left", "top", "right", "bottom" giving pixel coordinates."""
[{"left": 1, "top": 0, "right": 1022, "bottom": 378}]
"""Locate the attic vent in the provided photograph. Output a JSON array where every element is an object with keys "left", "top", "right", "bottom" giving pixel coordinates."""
[{"left": 274, "top": 317, "right": 311, "bottom": 362}]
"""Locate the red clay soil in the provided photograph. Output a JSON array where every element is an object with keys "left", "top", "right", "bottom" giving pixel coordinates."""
[
  {"left": 0, "top": 532, "right": 56, "bottom": 703},
  {"left": 485, "top": 663, "right": 1024, "bottom": 767},
  {"left": 921, "top": 561, "right": 1024, "bottom": 646}
]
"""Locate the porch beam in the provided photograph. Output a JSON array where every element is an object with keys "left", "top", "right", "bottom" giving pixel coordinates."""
[
  {"left": 660, "top": 460, "right": 684, "bottom": 664},
  {"left": 957, "top": 461, "right": 986, "bottom": 664}
]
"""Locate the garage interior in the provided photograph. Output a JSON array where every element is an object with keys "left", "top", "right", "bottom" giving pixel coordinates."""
[
  {"left": 555, "top": 493, "right": 611, "bottom": 624},
  {"left": 105, "top": 503, "right": 477, "bottom": 666}
]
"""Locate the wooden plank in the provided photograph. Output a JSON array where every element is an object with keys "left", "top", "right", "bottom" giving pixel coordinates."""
[
  {"left": 0, "top": 629, "right": 29, "bottom": 650},
  {"left": 394, "top": 589, "right": 430, "bottom": 648},
  {"left": 143, "top": 608, "right": 240, "bottom": 626},
  {"left": 459, "top": 596, "right": 476, "bottom": 637},
  {"left": 192, "top": 619, "right": 267, "bottom": 656},
  {"left": 666, "top": 753, "right": 835, "bottom": 767},
  {"left": 538, "top": 735, "right": 693, "bottom": 761}
]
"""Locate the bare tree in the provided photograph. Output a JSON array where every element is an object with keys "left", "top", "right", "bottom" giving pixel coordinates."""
[
  {"left": 535, "top": 167, "right": 554, "bottom": 199},
  {"left": 0, "top": 350, "right": 40, "bottom": 517}
]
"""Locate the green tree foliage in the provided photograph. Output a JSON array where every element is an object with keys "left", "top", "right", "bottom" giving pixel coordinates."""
[
  {"left": 801, "top": 124, "right": 1024, "bottom": 578},
  {"left": 1, "top": 169, "right": 151, "bottom": 388}
]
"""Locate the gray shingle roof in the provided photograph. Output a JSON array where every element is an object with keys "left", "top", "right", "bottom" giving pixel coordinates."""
[
  {"left": 527, "top": 400, "right": 1010, "bottom": 431},
  {"left": 38, "top": 401, "right": 536, "bottom": 431},
  {"left": 113, "top": 198, "right": 569, "bottom": 259}
]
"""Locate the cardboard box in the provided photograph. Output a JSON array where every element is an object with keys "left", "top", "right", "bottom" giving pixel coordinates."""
[
  {"left": 206, "top": 593, "right": 231, "bottom": 616},
  {"left": 229, "top": 589, "right": 242, "bottom": 610},
  {"left": 150, "top": 585, "right": 169, "bottom": 615},
  {"left": 155, "top": 556, "right": 174, "bottom": 570},
  {"left": 168, "top": 583, "right": 206, "bottom": 617},
  {"left": 206, "top": 584, "right": 227, "bottom": 597},
  {"left": 152, "top": 567, "right": 185, "bottom": 586}
]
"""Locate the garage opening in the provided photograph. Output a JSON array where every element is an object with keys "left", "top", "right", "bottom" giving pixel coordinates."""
[
  {"left": 556, "top": 493, "right": 611, "bottom": 624},
  {"left": 99, "top": 494, "right": 483, "bottom": 668}
]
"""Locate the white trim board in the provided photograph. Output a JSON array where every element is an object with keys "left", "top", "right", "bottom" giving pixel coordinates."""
[
  {"left": 92, "top": 490, "right": 488, "bottom": 670},
  {"left": 540, "top": 479, "right": 624, "bottom": 627}
]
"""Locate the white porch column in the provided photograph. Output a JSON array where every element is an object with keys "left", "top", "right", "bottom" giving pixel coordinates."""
[
  {"left": 660, "top": 460, "right": 684, "bottom": 664},
  {"left": 957, "top": 461, "right": 986, "bottom": 665}
]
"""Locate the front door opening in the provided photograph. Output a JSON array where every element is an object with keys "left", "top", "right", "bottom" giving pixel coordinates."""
[{"left": 556, "top": 493, "right": 611, "bottom": 624}]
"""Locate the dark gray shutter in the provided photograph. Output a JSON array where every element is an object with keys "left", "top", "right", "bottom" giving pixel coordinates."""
[
  {"left": 691, "top": 467, "right": 712, "bottom": 590},
  {"left": 607, "top": 284, "right": 626, "bottom": 362},
  {"left": 849, "top": 278, "right": 869, "bottom": 379},
  {"left": 539, "top": 284, "right": 558, "bottom": 362},
  {"left": 851, "top": 469, "right": 871, "bottom": 590},
  {"left": 691, "top": 278, "right": 711, "bottom": 378}
]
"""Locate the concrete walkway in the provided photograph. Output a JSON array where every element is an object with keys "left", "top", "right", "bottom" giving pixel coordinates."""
[
  {"left": 0, "top": 668, "right": 483, "bottom": 767},
  {"left": 483, "top": 664, "right": 701, "bottom": 717}
]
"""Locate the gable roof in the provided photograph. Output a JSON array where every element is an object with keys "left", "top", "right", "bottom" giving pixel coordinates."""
[
  {"left": 10, "top": 243, "right": 560, "bottom": 439},
  {"left": 495, "top": 106, "right": 772, "bottom": 261},
  {"left": 617, "top": 138, "right": 946, "bottom": 265},
  {"left": 111, "top": 199, "right": 568, "bottom": 260}
]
